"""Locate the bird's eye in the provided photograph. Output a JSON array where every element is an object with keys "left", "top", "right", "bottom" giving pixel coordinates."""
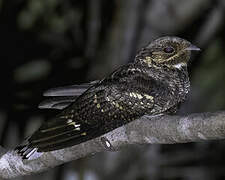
[{"left": 163, "top": 47, "right": 174, "bottom": 53}]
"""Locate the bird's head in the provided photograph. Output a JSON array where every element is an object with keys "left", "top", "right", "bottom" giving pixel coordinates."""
[{"left": 136, "top": 36, "right": 200, "bottom": 69}]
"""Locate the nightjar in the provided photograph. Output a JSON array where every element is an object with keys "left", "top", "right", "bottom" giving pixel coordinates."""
[{"left": 16, "top": 36, "right": 200, "bottom": 159}]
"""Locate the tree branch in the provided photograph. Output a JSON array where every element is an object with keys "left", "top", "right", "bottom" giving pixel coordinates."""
[{"left": 1, "top": 111, "right": 225, "bottom": 179}]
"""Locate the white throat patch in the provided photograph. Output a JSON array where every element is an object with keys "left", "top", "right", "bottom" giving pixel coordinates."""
[{"left": 173, "top": 63, "right": 186, "bottom": 69}]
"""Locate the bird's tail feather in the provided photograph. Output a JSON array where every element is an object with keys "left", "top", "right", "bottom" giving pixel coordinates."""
[{"left": 15, "top": 116, "right": 101, "bottom": 159}]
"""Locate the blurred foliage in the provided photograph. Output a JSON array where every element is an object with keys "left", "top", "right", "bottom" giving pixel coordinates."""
[
  {"left": 0, "top": 0, "right": 225, "bottom": 180},
  {"left": 18, "top": 0, "right": 81, "bottom": 37},
  {"left": 191, "top": 38, "right": 225, "bottom": 112},
  {"left": 14, "top": 59, "right": 51, "bottom": 82}
]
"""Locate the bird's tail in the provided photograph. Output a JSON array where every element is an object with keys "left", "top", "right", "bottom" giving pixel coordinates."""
[
  {"left": 15, "top": 115, "right": 100, "bottom": 159},
  {"left": 15, "top": 144, "right": 43, "bottom": 159}
]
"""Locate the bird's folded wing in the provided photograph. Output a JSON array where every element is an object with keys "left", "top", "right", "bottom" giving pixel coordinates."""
[
  {"left": 43, "top": 80, "right": 98, "bottom": 97},
  {"left": 38, "top": 96, "right": 76, "bottom": 110},
  {"left": 38, "top": 81, "right": 99, "bottom": 110}
]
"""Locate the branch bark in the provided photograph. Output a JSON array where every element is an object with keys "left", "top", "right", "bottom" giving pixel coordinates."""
[{"left": 1, "top": 111, "right": 225, "bottom": 179}]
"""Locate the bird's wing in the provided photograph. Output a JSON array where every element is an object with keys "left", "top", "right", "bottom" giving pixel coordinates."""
[
  {"left": 38, "top": 81, "right": 99, "bottom": 110},
  {"left": 16, "top": 64, "right": 163, "bottom": 158},
  {"left": 43, "top": 81, "right": 98, "bottom": 96},
  {"left": 38, "top": 96, "right": 77, "bottom": 110}
]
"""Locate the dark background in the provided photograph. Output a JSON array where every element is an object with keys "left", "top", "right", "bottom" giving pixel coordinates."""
[{"left": 0, "top": 0, "right": 225, "bottom": 179}]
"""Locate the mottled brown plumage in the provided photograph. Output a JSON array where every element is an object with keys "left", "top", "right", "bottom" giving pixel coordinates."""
[{"left": 16, "top": 36, "right": 200, "bottom": 159}]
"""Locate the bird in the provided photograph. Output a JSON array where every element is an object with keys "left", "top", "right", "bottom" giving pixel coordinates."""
[{"left": 16, "top": 36, "right": 200, "bottom": 159}]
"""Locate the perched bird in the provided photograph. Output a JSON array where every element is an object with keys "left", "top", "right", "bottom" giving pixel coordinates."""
[{"left": 16, "top": 36, "right": 200, "bottom": 159}]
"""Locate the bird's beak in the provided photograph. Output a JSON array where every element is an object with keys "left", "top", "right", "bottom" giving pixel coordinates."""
[{"left": 185, "top": 44, "right": 201, "bottom": 51}]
